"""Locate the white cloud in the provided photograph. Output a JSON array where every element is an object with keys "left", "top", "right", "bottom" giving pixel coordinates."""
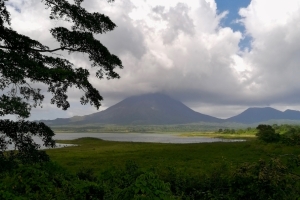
[
  {"left": 240, "top": 0, "right": 300, "bottom": 37},
  {"left": 239, "top": 0, "right": 300, "bottom": 104},
  {"left": 4, "top": 0, "right": 300, "bottom": 120}
]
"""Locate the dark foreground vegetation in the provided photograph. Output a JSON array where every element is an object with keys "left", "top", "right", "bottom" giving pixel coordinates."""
[
  {"left": 1, "top": 157, "right": 300, "bottom": 200},
  {"left": 2, "top": 124, "right": 300, "bottom": 199}
]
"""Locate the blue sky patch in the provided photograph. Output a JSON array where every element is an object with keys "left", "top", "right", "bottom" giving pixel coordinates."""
[{"left": 215, "top": 0, "right": 251, "bottom": 50}]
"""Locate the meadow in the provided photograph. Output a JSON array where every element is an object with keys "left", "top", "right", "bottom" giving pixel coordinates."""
[
  {"left": 2, "top": 124, "right": 300, "bottom": 199},
  {"left": 46, "top": 126, "right": 269, "bottom": 175},
  {"left": 47, "top": 137, "right": 300, "bottom": 175}
]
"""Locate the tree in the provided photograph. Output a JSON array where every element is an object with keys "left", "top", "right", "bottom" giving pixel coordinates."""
[
  {"left": 256, "top": 124, "right": 280, "bottom": 143},
  {"left": 0, "top": 0, "right": 123, "bottom": 163}
]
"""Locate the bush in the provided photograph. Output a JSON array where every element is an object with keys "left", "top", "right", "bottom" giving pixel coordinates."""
[
  {"left": 1, "top": 158, "right": 300, "bottom": 199},
  {"left": 114, "top": 172, "right": 174, "bottom": 200},
  {"left": 281, "top": 128, "right": 300, "bottom": 145},
  {"left": 256, "top": 125, "right": 281, "bottom": 143},
  {"left": 161, "top": 157, "right": 300, "bottom": 200},
  {"left": 0, "top": 162, "right": 104, "bottom": 200},
  {"left": 100, "top": 161, "right": 176, "bottom": 199},
  {"left": 77, "top": 167, "right": 98, "bottom": 182}
]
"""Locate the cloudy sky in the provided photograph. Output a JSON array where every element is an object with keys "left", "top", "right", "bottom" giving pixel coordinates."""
[{"left": 5, "top": 0, "right": 300, "bottom": 120}]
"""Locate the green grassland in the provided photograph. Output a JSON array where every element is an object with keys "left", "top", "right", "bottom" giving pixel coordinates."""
[
  {"left": 3, "top": 124, "right": 300, "bottom": 199},
  {"left": 47, "top": 124, "right": 300, "bottom": 175},
  {"left": 47, "top": 137, "right": 300, "bottom": 176}
]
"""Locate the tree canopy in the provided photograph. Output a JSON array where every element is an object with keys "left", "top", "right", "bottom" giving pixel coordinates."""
[{"left": 0, "top": 0, "right": 123, "bottom": 163}]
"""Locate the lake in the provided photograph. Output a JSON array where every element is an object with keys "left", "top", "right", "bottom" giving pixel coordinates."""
[
  {"left": 54, "top": 133, "right": 244, "bottom": 143},
  {"left": 4, "top": 133, "right": 244, "bottom": 150}
]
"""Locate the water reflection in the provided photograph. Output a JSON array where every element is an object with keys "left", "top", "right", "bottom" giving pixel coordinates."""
[{"left": 3, "top": 133, "right": 244, "bottom": 150}]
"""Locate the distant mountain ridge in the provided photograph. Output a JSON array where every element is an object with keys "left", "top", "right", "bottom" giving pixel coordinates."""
[
  {"left": 227, "top": 107, "right": 300, "bottom": 124},
  {"left": 42, "top": 93, "right": 222, "bottom": 125},
  {"left": 40, "top": 93, "right": 300, "bottom": 126}
]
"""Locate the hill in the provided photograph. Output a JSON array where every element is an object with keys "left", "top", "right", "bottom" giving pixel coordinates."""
[
  {"left": 41, "top": 94, "right": 300, "bottom": 126},
  {"left": 227, "top": 107, "right": 300, "bottom": 124},
  {"left": 42, "top": 93, "right": 223, "bottom": 125}
]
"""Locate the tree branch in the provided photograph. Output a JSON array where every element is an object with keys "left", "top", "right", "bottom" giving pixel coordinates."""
[{"left": 0, "top": 45, "right": 83, "bottom": 53}]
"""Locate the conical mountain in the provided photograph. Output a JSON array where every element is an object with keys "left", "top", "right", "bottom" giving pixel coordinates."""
[{"left": 43, "top": 93, "right": 222, "bottom": 125}]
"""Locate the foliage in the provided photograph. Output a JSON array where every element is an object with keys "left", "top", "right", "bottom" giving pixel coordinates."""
[
  {"left": 77, "top": 167, "right": 98, "bottom": 182},
  {"left": 101, "top": 161, "right": 175, "bottom": 200},
  {"left": 218, "top": 128, "right": 236, "bottom": 134},
  {"left": 256, "top": 124, "right": 281, "bottom": 143},
  {"left": 0, "top": 162, "right": 104, "bottom": 200},
  {"left": 1, "top": 157, "right": 300, "bottom": 200},
  {"left": 255, "top": 124, "right": 300, "bottom": 145},
  {"left": 2, "top": 137, "right": 300, "bottom": 199},
  {"left": 281, "top": 132, "right": 300, "bottom": 146},
  {"left": 0, "top": 120, "right": 54, "bottom": 164},
  {"left": 277, "top": 125, "right": 300, "bottom": 145},
  {"left": 161, "top": 157, "right": 300, "bottom": 200},
  {"left": 0, "top": 0, "right": 122, "bottom": 162},
  {"left": 46, "top": 137, "right": 300, "bottom": 181}
]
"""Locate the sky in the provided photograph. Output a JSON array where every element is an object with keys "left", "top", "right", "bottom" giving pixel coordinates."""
[{"left": 4, "top": 0, "right": 300, "bottom": 120}]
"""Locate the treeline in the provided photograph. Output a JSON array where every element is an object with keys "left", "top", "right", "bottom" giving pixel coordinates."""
[
  {"left": 216, "top": 124, "right": 300, "bottom": 138},
  {"left": 52, "top": 123, "right": 247, "bottom": 133},
  {"left": 1, "top": 158, "right": 300, "bottom": 199},
  {"left": 256, "top": 124, "right": 300, "bottom": 145},
  {"left": 53, "top": 123, "right": 300, "bottom": 134},
  {"left": 216, "top": 127, "right": 257, "bottom": 134}
]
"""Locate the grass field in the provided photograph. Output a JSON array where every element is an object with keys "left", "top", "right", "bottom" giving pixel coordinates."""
[
  {"left": 47, "top": 137, "right": 300, "bottom": 176},
  {"left": 5, "top": 127, "right": 300, "bottom": 199},
  {"left": 4, "top": 125, "right": 300, "bottom": 199},
  {"left": 179, "top": 132, "right": 256, "bottom": 139}
]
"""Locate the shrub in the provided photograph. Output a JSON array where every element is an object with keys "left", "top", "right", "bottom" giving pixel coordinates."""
[
  {"left": 100, "top": 161, "right": 176, "bottom": 199},
  {"left": 0, "top": 162, "right": 104, "bottom": 200},
  {"left": 281, "top": 128, "right": 300, "bottom": 145},
  {"left": 77, "top": 167, "right": 98, "bottom": 182},
  {"left": 256, "top": 124, "right": 281, "bottom": 143},
  {"left": 114, "top": 172, "right": 174, "bottom": 200},
  {"left": 1, "top": 156, "right": 300, "bottom": 199},
  {"left": 160, "top": 156, "right": 300, "bottom": 200}
]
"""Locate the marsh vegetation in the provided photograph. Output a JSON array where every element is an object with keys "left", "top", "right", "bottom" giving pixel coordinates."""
[{"left": 2, "top": 124, "right": 300, "bottom": 199}]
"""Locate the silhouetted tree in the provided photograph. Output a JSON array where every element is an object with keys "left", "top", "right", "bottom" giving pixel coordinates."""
[{"left": 0, "top": 0, "right": 122, "bottom": 163}]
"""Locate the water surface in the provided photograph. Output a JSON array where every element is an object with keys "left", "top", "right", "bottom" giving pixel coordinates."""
[
  {"left": 53, "top": 133, "right": 244, "bottom": 144},
  {"left": 3, "top": 133, "right": 244, "bottom": 150}
]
